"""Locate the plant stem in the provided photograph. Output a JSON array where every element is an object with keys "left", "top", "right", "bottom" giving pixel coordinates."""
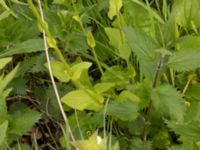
[
  {"left": 36, "top": 0, "right": 76, "bottom": 143},
  {"left": 143, "top": 54, "right": 165, "bottom": 141}
]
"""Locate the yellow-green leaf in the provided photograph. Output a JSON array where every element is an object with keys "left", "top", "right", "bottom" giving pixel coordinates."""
[
  {"left": 72, "top": 131, "right": 106, "bottom": 150},
  {"left": 86, "top": 31, "right": 96, "bottom": 48},
  {"left": 50, "top": 60, "right": 71, "bottom": 82},
  {"left": 108, "top": 0, "right": 123, "bottom": 20},
  {"left": 71, "top": 62, "right": 92, "bottom": 81},
  {"left": 117, "top": 90, "right": 140, "bottom": 104},
  {"left": 94, "top": 82, "right": 115, "bottom": 94},
  {"left": 0, "top": 57, "right": 12, "bottom": 70},
  {"left": 61, "top": 89, "right": 103, "bottom": 111}
]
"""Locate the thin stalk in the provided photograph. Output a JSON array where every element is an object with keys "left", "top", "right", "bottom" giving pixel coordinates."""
[
  {"left": 27, "top": 0, "right": 71, "bottom": 72},
  {"left": 71, "top": 1, "right": 104, "bottom": 76},
  {"left": 143, "top": 54, "right": 165, "bottom": 141},
  {"left": 36, "top": 0, "right": 75, "bottom": 143}
]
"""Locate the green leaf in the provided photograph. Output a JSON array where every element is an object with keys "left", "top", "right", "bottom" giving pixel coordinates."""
[
  {"left": 178, "top": 35, "right": 200, "bottom": 51},
  {"left": 0, "top": 120, "right": 8, "bottom": 146},
  {"left": 9, "top": 108, "right": 41, "bottom": 137},
  {"left": 166, "top": 120, "right": 200, "bottom": 139},
  {"left": 0, "top": 10, "right": 10, "bottom": 21},
  {"left": 123, "top": 26, "right": 160, "bottom": 78},
  {"left": 71, "top": 62, "right": 92, "bottom": 81},
  {"left": 186, "top": 83, "right": 200, "bottom": 100},
  {"left": 0, "top": 64, "right": 19, "bottom": 93},
  {"left": 107, "top": 100, "right": 139, "bottom": 121},
  {"left": 50, "top": 60, "right": 70, "bottom": 82},
  {"left": 104, "top": 27, "right": 122, "bottom": 50},
  {"left": 168, "top": 48, "right": 200, "bottom": 72},
  {"left": 62, "top": 89, "right": 104, "bottom": 111},
  {"left": 130, "top": 138, "right": 152, "bottom": 150},
  {"left": 151, "top": 85, "right": 185, "bottom": 121},
  {"left": 0, "top": 39, "right": 44, "bottom": 57},
  {"left": 0, "top": 57, "right": 12, "bottom": 70},
  {"left": 94, "top": 82, "right": 115, "bottom": 94},
  {"left": 104, "top": 27, "right": 131, "bottom": 60},
  {"left": 108, "top": 0, "right": 123, "bottom": 20},
  {"left": 117, "top": 90, "right": 140, "bottom": 104}
]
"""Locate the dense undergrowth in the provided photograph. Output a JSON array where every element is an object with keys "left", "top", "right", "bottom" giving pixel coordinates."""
[{"left": 1, "top": 0, "right": 200, "bottom": 149}]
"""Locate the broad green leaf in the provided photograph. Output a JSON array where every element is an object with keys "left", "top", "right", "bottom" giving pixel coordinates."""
[
  {"left": 72, "top": 131, "right": 106, "bottom": 150},
  {"left": 94, "top": 82, "right": 115, "bottom": 94},
  {"left": 117, "top": 90, "right": 140, "bottom": 104},
  {"left": 178, "top": 36, "right": 200, "bottom": 51},
  {"left": 123, "top": 26, "right": 160, "bottom": 78},
  {"left": 0, "top": 39, "right": 44, "bottom": 57},
  {"left": 152, "top": 129, "right": 171, "bottom": 149},
  {"left": 130, "top": 138, "right": 152, "bottom": 150},
  {"left": 108, "top": 0, "right": 123, "bottom": 20},
  {"left": 0, "top": 57, "right": 12, "bottom": 70},
  {"left": 86, "top": 31, "right": 96, "bottom": 48},
  {"left": 151, "top": 85, "right": 185, "bottom": 121},
  {"left": 0, "top": 120, "right": 8, "bottom": 146},
  {"left": 104, "top": 27, "right": 122, "bottom": 49},
  {"left": 119, "top": 43, "right": 131, "bottom": 60},
  {"left": 166, "top": 120, "right": 200, "bottom": 139},
  {"left": 0, "top": 64, "right": 19, "bottom": 93},
  {"left": 9, "top": 108, "right": 41, "bottom": 137},
  {"left": 184, "top": 101, "right": 200, "bottom": 122},
  {"left": 50, "top": 60, "right": 70, "bottom": 82},
  {"left": 168, "top": 48, "right": 200, "bottom": 72},
  {"left": 107, "top": 100, "right": 139, "bottom": 121},
  {"left": 62, "top": 89, "right": 104, "bottom": 111},
  {"left": 186, "top": 83, "right": 200, "bottom": 100},
  {"left": 71, "top": 62, "right": 92, "bottom": 81}
]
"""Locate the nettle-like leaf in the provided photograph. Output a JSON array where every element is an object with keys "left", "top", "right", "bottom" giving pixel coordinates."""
[
  {"left": 123, "top": 26, "right": 160, "bottom": 78},
  {"left": 9, "top": 108, "right": 41, "bottom": 138},
  {"left": 0, "top": 39, "right": 44, "bottom": 57},
  {"left": 62, "top": 89, "right": 104, "bottom": 111},
  {"left": 168, "top": 48, "right": 200, "bottom": 72},
  {"left": 166, "top": 120, "right": 200, "bottom": 139},
  {"left": 178, "top": 35, "right": 200, "bottom": 51},
  {"left": 106, "top": 100, "right": 139, "bottom": 121},
  {"left": 108, "top": 0, "right": 123, "bottom": 20},
  {"left": 130, "top": 138, "right": 152, "bottom": 150},
  {"left": 151, "top": 85, "right": 185, "bottom": 121}
]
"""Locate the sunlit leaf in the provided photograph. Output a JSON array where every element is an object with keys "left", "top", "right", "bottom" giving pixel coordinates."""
[
  {"left": 108, "top": 0, "right": 123, "bottom": 20},
  {"left": 62, "top": 89, "right": 104, "bottom": 111}
]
